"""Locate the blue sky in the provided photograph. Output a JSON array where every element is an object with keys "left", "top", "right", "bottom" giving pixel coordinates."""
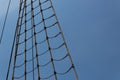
[{"left": 0, "top": 0, "right": 120, "bottom": 80}]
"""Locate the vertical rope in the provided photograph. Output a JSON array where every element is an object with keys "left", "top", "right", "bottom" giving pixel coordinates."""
[
  {"left": 38, "top": 0, "right": 58, "bottom": 79},
  {"left": 12, "top": 0, "right": 25, "bottom": 79},
  {"left": 49, "top": 0, "right": 79, "bottom": 80},
  {"left": 24, "top": 0, "right": 27, "bottom": 79},
  {"left": 31, "top": 0, "right": 41, "bottom": 79},
  {"left": 6, "top": 0, "right": 22, "bottom": 79},
  {"left": 30, "top": 1, "right": 35, "bottom": 79}
]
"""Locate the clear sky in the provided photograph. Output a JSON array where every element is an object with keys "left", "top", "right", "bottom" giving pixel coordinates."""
[{"left": 0, "top": 0, "right": 120, "bottom": 80}]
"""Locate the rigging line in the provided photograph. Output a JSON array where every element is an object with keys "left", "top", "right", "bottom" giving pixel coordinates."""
[
  {"left": 0, "top": 0, "right": 12, "bottom": 45},
  {"left": 6, "top": 0, "right": 22, "bottom": 80},
  {"left": 24, "top": 0, "right": 27, "bottom": 80},
  {"left": 38, "top": 0, "right": 58, "bottom": 80},
  {"left": 12, "top": 0, "right": 25, "bottom": 79},
  {"left": 49, "top": 0, "right": 79, "bottom": 80},
  {"left": 6, "top": 20, "right": 18, "bottom": 80},
  {"left": 31, "top": 0, "right": 41, "bottom": 79},
  {"left": 31, "top": 4, "right": 35, "bottom": 80}
]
